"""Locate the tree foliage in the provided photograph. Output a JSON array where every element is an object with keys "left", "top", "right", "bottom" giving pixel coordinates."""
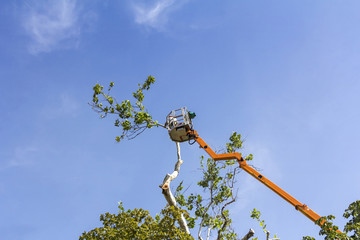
[
  {"left": 303, "top": 200, "right": 360, "bottom": 240},
  {"left": 80, "top": 202, "right": 193, "bottom": 240},
  {"left": 174, "top": 132, "right": 256, "bottom": 240},
  {"left": 250, "top": 208, "right": 279, "bottom": 240},
  {"left": 90, "top": 75, "right": 162, "bottom": 142}
]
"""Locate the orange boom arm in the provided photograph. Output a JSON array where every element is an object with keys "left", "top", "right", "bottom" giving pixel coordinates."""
[{"left": 189, "top": 130, "right": 322, "bottom": 224}]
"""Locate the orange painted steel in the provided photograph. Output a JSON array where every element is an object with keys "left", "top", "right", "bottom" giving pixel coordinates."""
[{"left": 190, "top": 130, "right": 322, "bottom": 224}]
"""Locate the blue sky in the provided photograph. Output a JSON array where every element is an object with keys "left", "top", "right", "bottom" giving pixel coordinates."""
[{"left": 1, "top": 0, "right": 360, "bottom": 239}]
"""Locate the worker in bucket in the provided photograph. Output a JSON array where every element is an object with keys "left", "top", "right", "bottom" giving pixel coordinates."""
[{"left": 165, "top": 115, "right": 178, "bottom": 129}]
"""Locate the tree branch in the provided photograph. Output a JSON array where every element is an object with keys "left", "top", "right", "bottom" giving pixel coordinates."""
[
  {"left": 198, "top": 192, "right": 215, "bottom": 240},
  {"left": 159, "top": 142, "right": 190, "bottom": 234},
  {"left": 216, "top": 198, "right": 236, "bottom": 239},
  {"left": 241, "top": 229, "right": 255, "bottom": 240},
  {"left": 206, "top": 226, "right": 213, "bottom": 240}
]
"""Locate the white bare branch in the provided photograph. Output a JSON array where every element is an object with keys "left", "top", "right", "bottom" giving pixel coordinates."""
[
  {"left": 159, "top": 142, "right": 189, "bottom": 234},
  {"left": 241, "top": 229, "right": 255, "bottom": 240},
  {"left": 206, "top": 226, "right": 212, "bottom": 240}
]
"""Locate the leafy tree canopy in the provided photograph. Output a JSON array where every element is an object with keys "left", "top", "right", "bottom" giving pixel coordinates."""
[
  {"left": 80, "top": 203, "right": 193, "bottom": 240},
  {"left": 303, "top": 200, "right": 360, "bottom": 240}
]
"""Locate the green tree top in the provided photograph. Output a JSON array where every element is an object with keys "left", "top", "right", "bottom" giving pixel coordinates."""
[{"left": 80, "top": 203, "right": 194, "bottom": 240}]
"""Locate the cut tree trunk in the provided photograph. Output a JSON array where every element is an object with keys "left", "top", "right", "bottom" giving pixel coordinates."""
[
  {"left": 241, "top": 229, "right": 255, "bottom": 240},
  {"left": 159, "top": 142, "right": 190, "bottom": 234}
]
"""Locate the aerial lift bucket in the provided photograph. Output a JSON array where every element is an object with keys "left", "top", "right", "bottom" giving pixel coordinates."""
[{"left": 166, "top": 107, "right": 196, "bottom": 142}]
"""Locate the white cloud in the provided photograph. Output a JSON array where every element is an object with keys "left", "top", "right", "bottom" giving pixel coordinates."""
[
  {"left": 57, "top": 93, "right": 80, "bottom": 116},
  {"left": 230, "top": 143, "right": 282, "bottom": 212},
  {"left": 23, "top": 0, "right": 85, "bottom": 54},
  {"left": 131, "top": 0, "right": 179, "bottom": 30},
  {"left": 1, "top": 146, "right": 39, "bottom": 170},
  {"left": 42, "top": 93, "right": 80, "bottom": 119}
]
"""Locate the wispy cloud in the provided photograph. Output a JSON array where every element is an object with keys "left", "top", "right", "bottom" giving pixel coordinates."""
[
  {"left": 57, "top": 93, "right": 80, "bottom": 117},
  {"left": 0, "top": 146, "right": 39, "bottom": 171},
  {"left": 42, "top": 93, "right": 80, "bottom": 119},
  {"left": 131, "top": 0, "right": 181, "bottom": 30},
  {"left": 230, "top": 143, "right": 281, "bottom": 212},
  {"left": 23, "top": 0, "right": 91, "bottom": 54}
]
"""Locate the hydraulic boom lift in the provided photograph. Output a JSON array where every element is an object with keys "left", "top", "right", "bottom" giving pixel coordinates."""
[{"left": 165, "top": 107, "right": 322, "bottom": 224}]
